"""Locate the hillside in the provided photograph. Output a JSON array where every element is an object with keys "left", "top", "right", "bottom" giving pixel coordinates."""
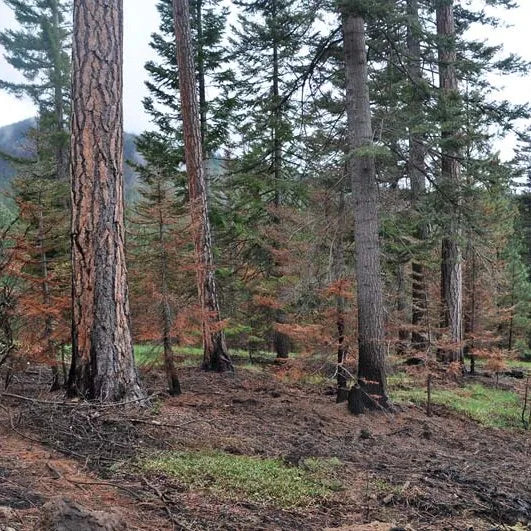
[{"left": 0, "top": 118, "right": 141, "bottom": 194}]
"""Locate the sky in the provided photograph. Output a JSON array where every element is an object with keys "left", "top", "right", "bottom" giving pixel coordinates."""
[
  {"left": 0, "top": 0, "right": 161, "bottom": 132},
  {"left": 0, "top": 0, "right": 530, "bottom": 158}
]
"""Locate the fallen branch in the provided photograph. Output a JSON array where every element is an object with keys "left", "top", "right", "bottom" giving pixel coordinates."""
[
  {"left": 0, "top": 391, "right": 161, "bottom": 409},
  {"left": 141, "top": 475, "right": 191, "bottom": 531},
  {"left": 104, "top": 417, "right": 210, "bottom": 430}
]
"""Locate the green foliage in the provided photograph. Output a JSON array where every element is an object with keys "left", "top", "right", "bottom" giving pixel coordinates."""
[
  {"left": 135, "top": 0, "right": 231, "bottom": 182},
  {"left": 0, "top": 0, "right": 71, "bottom": 154},
  {"left": 392, "top": 383, "right": 524, "bottom": 429},
  {"left": 141, "top": 451, "right": 339, "bottom": 507}
]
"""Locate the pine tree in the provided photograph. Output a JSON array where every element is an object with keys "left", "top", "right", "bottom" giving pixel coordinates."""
[
  {"left": 0, "top": 0, "right": 71, "bottom": 181},
  {"left": 341, "top": 2, "right": 388, "bottom": 413},
  {"left": 228, "top": 0, "right": 316, "bottom": 358},
  {"left": 436, "top": 0, "right": 464, "bottom": 363},
  {"left": 130, "top": 169, "right": 185, "bottom": 395},
  {"left": 0, "top": 0, "right": 71, "bottom": 388},
  {"left": 68, "top": 0, "right": 144, "bottom": 401},
  {"left": 172, "top": 0, "right": 233, "bottom": 372},
  {"left": 136, "top": 0, "right": 231, "bottom": 178}
]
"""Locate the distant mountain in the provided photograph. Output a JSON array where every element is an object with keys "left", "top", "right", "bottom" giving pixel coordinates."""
[{"left": 0, "top": 118, "right": 142, "bottom": 196}]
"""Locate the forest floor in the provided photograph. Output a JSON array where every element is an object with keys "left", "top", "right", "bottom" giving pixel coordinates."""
[{"left": 0, "top": 352, "right": 530, "bottom": 531}]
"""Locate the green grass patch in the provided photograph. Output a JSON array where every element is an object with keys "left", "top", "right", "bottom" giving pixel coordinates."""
[
  {"left": 134, "top": 343, "right": 281, "bottom": 369},
  {"left": 392, "top": 382, "right": 524, "bottom": 429},
  {"left": 141, "top": 451, "right": 340, "bottom": 508},
  {"left": 134, "top": 345, "right": 203, "bottom": 367}
]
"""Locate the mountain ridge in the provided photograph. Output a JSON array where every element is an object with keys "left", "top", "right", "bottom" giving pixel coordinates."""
[{"left": 0, "top": 118, "right": 141, "bottom": 194}]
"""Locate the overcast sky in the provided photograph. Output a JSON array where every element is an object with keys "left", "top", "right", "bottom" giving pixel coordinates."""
[{"left": 0, "top": 0, "right": 530, "bottom": 158}]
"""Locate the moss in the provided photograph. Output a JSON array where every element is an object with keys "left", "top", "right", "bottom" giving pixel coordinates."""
[{"left": 141, "top": 451, "right": 339, "bottom": 508}]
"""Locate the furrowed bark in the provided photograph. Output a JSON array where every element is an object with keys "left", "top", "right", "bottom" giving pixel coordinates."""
[
  {"left": 342, "top": 9, "right": 388, "bottom": 412},
  {"left": 172, "top": 0, "right": 233, "bottom": 372},
  {"left": 436, "top": 0, "right": 463, "bottom": 362},
  {"left": 407, "top": 0, "right": 428, "bottom": 350},
  {"left": 68, "top": 0, "right": 144, "bottom": 402}
]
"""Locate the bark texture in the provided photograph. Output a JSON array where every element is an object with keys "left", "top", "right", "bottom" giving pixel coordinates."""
[
  {"left": 68, "top": 0, "right": 144, "bottom": 402},
  {"left": 342, "top": 10, "right": 387, "bottom": 410},
  {"left": 172, "top": 0, "right": 233, "bottom": 372},
  {"left": 436, "top": 0, "right": 463, "bottom": 362},
  {"left": 407, "top": 0, "right": 428, "bottom": 350}
]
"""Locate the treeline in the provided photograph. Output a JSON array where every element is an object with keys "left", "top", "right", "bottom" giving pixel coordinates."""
[{"left": 0, "top": 0, "right": 529, "bottom": 408}]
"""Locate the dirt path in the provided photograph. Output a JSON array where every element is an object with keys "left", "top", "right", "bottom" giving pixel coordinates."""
[{"left": 1, "top": 367, "right": 530, "bottom": 530}]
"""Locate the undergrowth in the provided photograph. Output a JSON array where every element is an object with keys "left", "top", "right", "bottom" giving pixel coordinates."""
[
  {"left": 140, "top": 451, "right": 341, "bottom": 508},
  {"left": 392, "top": 382, "right": 523, "bottom": 429}
]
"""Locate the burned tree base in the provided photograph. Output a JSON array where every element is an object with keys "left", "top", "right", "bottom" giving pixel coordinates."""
[
  {"left": 336, "top": 387, "right": 349, "bottom": 403},
  {"left": 202, "top": 338, "right": 234, "bottom": 373},
  {"left": 348, "top": 381, "right": 390, "bottom": 415},
  {"left": 167, "top": 375, "right": 182, "bottom": 396}
]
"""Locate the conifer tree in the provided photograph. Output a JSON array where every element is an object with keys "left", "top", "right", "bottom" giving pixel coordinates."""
[
  {"left": 341, "top": 2, "right": 388, "bottom": 412},
  {"left": 228, "top": 0, "right": 316, "bottom": 358},
  {"left": 0, "top": 0, "right": 71, "bottom": 388},
  {"left": 130, "top": 168, "right": 184, "bottom": 395},
  {"left": 137, "top": 0, "right": 231, "bottom": 177},
  {"left": 172, "top": 0, "right": 233, "bottom": 372},
  {"left": 68, "top": 0, "right": 144, "bottom": 401}
]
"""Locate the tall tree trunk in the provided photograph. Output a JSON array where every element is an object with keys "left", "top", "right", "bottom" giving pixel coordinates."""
[
  {"left": 436, "top": 0, "right": 463, "bottom": 362},
  {"left": 407, "top": 0, "right": 428, "bottom": 350},
  {"left": 172, "top": 0, "right": 233, "bottom": 372},
  {"left": 157, "top": 184, "right": 181, "bottom": 395},
  {"left": 68, "top": 0, "right": 144, "bottom": 402},
  {"left": 270, "top": 0, "right": 290, "bottom": 359},
  {"left": 342, "top": 9, "right": 388, "bottom": 413},
  {"left": 508, "top": 260, "right": 515, "bottom": 351}
]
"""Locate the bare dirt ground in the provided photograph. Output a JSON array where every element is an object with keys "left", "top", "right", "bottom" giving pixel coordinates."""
[{"left": 0, "top": 365, "right": 529, "bottom": 530}]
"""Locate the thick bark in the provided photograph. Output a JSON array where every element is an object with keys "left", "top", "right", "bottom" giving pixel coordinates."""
[
  {"left": 342, "top": 10, "right": 387, "bottom": 410},
  {"left": 157, "top": 184, "right": 181, "bottom": 396},
  {"left": 172, "top": 0, "right": 233, "bottom": 372},
  {"left": 407, "top": 0, "right": 428, "bottom": 350},
  {"left": 436, "top": 0, "right": 463, "bottom": 362},
  {"left": 68, "top": 0, "right": 144, "bottom": 402}
]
